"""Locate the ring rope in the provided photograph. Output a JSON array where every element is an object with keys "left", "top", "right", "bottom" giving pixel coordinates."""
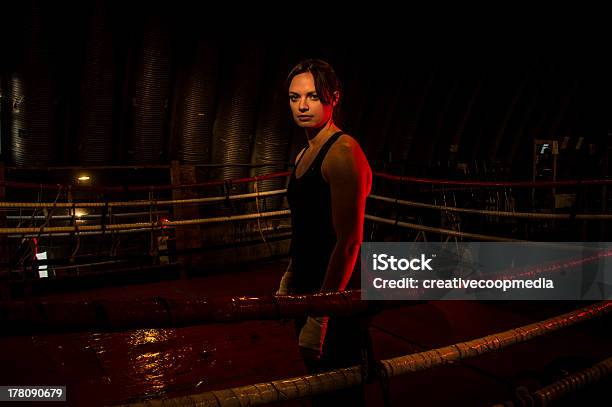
[
  {"left": 492, "top": 354, "right": 612, "bottom": 407},
  {"left": 369, "top": 194, "right": 612, "bottom": 220},
  {"left": 374, "top": 172, "right": 612, "bottom": 188},
  {"left": 2, "top": 190, "right": 608, "bottom": 222},
  {"left": 116, "top": 301, "right": 612, "bottom": 407},
  {"left": 531, "top": 354, "right": 612, "bottom": 406},
  {"left": 365, "top": 214, "right": 522, "bottom": 242},
  {"left": 0, "top": 189, "right": 287, "bottom": 209},
  {"left": 3, "top": 170, "right": 610, "bottom": 192},
  {"left": 0, "top": 210, "right": 291, "bottom": 235},
  {"left": 0, "top": 290, "right": 389, "bottom": 333}
]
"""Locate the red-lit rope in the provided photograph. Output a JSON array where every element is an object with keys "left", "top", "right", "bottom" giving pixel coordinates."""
[
  {"left": 0, "top": 290, "right": 385, "bottom": 334},
  {"left": 374, "top": 171, "right": 612, "bottom": 188},
  {"left": 2, "top": 169, "right": 611, "bottom": 193}
]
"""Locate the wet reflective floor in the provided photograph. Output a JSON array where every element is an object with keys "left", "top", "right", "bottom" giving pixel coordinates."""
[{"left": 1, "top": 261, "right": 611, "bottom": 406}]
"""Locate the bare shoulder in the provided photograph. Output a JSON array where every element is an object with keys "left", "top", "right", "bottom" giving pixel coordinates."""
[
  {"left": 331, "top": 134, "right": 361, "bottom": 154},
  {"left": 328, "top": 134, "right": 365, "bottom": 160},
  {"left": 323, "top": 134, "right": 371, "bottom": 181}
]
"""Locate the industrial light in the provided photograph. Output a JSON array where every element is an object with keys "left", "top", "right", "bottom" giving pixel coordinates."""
[{"left": 74, "top": 209, "right": 87, "bottom": 218}]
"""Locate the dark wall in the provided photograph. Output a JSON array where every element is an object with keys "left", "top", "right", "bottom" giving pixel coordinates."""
[{"left": 0, "top": 2, "right": 602, "bottom": 179}]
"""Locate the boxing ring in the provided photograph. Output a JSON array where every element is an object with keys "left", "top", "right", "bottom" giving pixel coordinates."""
[{"left": 0, "top": 165, "right": 611, "bottom": 406}]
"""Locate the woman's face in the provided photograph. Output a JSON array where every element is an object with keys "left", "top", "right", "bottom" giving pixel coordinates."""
[{"left": 288, "top": 72, "right": 335, "bottom": 129}]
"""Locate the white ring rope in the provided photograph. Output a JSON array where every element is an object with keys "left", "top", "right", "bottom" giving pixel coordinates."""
[
  {"left": 0, "top": 210, "right": 291, "bottom": 235},
  {"left": 1, "top": 189, "right": 608, "bottom": 221},
  {"left": 0, "top": 189, "right": 287, "bottom": 209},
  {"left": 365, "top": 214, "right": 522, "bottom": 242},
  {"left": 369, "top": 194, "right": 612, "bottom": 221}
]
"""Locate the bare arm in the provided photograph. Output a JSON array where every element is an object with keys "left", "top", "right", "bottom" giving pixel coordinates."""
[{"left": 320, "top": 136, "right": 372, "bottom": 292}]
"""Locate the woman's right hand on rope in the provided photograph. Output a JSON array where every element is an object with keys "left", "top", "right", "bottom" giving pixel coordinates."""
[{"left": 276, "top": 261, "right": 293, "bottom": 296}]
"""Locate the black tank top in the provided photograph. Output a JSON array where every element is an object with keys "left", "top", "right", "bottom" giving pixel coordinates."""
[{"left": 287, "top": 131, "right": 344, "bottom": 294}]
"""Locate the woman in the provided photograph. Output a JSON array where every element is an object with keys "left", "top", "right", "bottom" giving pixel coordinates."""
[{"left": 276, "top": 59, "right": 372, "bottom": 405}]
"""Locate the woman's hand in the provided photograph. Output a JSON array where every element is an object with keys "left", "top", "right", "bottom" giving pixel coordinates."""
[{"left": 298, "top": 316, "right": 329, "bottom": 359}]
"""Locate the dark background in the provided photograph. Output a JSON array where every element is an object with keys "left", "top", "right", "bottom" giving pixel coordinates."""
[{"left": 0, "top": 1, "right": 604, "bottom": 181}]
